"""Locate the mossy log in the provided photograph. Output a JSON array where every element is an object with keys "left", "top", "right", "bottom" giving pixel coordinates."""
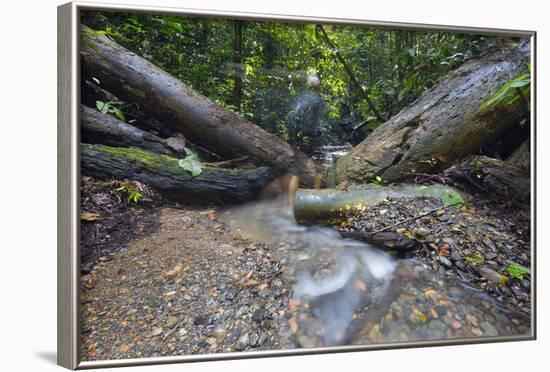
[
  {"left": 336, "top": 40, "right": 530, "bottom": 185},
  {"left": 81, "top": 105, "right": 187, "bottom": 157},
  {"left": 81, "top": 26, "right": 319, "bottom": 186},
  {"left": 294, "top": 184, "right": 465, "bottom": 221},
  {"left": 444, "top": 155, "right": 530, "bottom": 203},
  {"left": 81, "top": 144, "right": 275, "bottom": 203}
]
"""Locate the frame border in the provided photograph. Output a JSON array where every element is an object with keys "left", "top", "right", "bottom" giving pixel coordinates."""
[{"left": 57, "top": 1, "right": 537, "bottom": 369}]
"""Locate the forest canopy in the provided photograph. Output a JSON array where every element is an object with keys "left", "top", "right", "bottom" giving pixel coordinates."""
[{"left": 82, "top": 11, "right": 500, "bottom": 153}]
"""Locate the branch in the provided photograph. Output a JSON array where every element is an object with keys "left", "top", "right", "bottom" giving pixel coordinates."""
[{"left": 316, "top": 25, "right": 386, "bottom": 122}]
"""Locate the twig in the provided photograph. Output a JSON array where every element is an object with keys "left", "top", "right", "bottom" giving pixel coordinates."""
[
  {"left": 371, "top": 201, "right": 463, "bottom": 234},
  {"left": 204, "top": 156, "right": 250, "bottom": 168}
]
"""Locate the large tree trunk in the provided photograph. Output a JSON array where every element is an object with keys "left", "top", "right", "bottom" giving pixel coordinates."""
[
  {"left": 444, "top": 155, "right": 530, "bottom": 204},
  {"left": 81, "top": 105, "right": 187, "bottom": 157},
  {"left": 80, "top": 26, "right": 319, "bottom": 187},
  {"left": 81, "top": 144, "right": 275, "bottom": 203},
  {"left": 336, "top": 40, "right": 530, "bottom": 185}
]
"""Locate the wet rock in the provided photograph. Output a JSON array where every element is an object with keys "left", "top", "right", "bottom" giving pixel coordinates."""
[
  {"left": 480, "top": 321, "right": 499, "bottom": 337},
  {"left": 428, "top": 319, "right": 447, "bottom": 332},
  {"left": 258, "top": 333, "right": 269, "bottom": 346},
  {"left": 479, "top": 267, "right": 508, "bottom": 286},
  {"left": 238, "top": 333, "right": 250, "bottom": 347},
  {"left": 415, "top": 227, "right": 430, "bottom": 238},
  {"left": 438, "top": 256, "right": 453, "bottom": 269},
  {"left": 297, "top": 334, "right": 317, "bottom": 348},
  {"left": 227, "top": 328, "right": 241, "bottom": 342},
  {"left": 485, "top": 252, "right": 498, "bottom": 261},
  {"left": 250, "top": 334, "right": 260, "bottom": 347},
  {"left": 511, "top": 286, "right": 528, "bottom": 302},
  {"left": 166, "top": 316, "right": 179, "bottom": 329},
  {"left": 450, "top": 251, "right": 462, "bottom": 262},
  {"left": 252, "top": 309, "right": 266, "bottom": 323},
  {"left": 370, "top": 231, "right": 416, "bottom": 251}
]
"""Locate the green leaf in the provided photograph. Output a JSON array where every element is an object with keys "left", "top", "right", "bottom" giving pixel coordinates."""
[
  {"left": 113, "top": 107, "right": 125, "bottom": 121},
  {"left": 509, "top": 80, "right": 529, "bottom": 88},
  {"left": 96, "top": 100, "right": 109, "bottom": 114},
  {"left": 440, "top": 190, "right": 464, "bottom": 206},
  {"left": 506, "top": 263, "right": 531, "bottom": 280},
  {"left": 178, "top": 159, "right": 202, "bottom": 176},
  {"left": 464, "top": 252, "right": 484, "bottom": 265}
]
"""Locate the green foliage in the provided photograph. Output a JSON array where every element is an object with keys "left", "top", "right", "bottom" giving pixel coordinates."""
[
  {"left": 440, "top": 190, "right": 464, "bottom": 206},
  {"left": 464, "top": 252, "right": 484, "bottom": 265},
  {"left": 113, "top": 181, "right": 143, "bottom": 204},
  {"left": 481, "top": 68, "right": 531, "bottom": 111},
  {"left": 82, "top": 10, "right": 498, "bottom": 150},
  {"left": 506, "top": 263, "right": 531, "bottom": 280},
  {"left": 372, "top": 175, "right": 383, "bottom": 185},
  {"left": 96, "top": 100, "right": 126, "bottom": 121},
  {"left": 178, "top": 148, "right": 203, "bottom": 177}
]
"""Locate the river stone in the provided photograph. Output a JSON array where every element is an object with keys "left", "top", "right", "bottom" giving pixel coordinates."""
[
  {"left": 480, "top": 321, "right": 499, "bottom": 336},
  {"left": 485, "top": 252, "right": 498, "bottom": 260},
  {"left": 428, "top": 319, "right": 447, "bottom": 332},
  {"left": 479, "top": 266, "right": 508, "bottom": 286},
  {"left": 438, "top": 256, "right": 453, "bottom": 269},
  {"left": 415, "top": 227, "right": 430, "bottom": 238}
]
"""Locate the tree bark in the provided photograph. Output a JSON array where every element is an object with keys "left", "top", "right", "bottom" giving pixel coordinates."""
[
  {"left": 294, "top": 184, "right": 465, "bottom": 221},
  {"left": 335, "top": 40, "right": 530, "bottom": 185},
  {"left": 80, "top": 26, "right": 319, "bottom": 186},
  {"left": 81, "top": 105, "right": 187, "bottom": 157},
  {"left": 444, "top": 155, "right": 530, "bottom": 203},
  {"left": 81, "top": 144, "right": 275, "bottom": 203},
  {"left": 506, "top": 139, "right": 530, "bottom": 170}
]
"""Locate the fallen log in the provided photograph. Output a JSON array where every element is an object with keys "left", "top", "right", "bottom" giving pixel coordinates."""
[
  {"left": 81, "top": 105, "right": 187, "bottom": 157},
  {"left": 444, "top": 155, "right": 530, "bottom": 203},
  {"left": 81, "top": 144, "right": 275, "bottom": 203},
  {"left": 294, "top": 184, "right": 465, "bottom": 221},
  {"left": 506, "top": 139, "right": 530, "bottom": 170},
  {"left": 80, "top": 26, "right": 319, "bottom": 186},
  {"left": 336, "top": 40, "right": 530, "bottom": 185}
]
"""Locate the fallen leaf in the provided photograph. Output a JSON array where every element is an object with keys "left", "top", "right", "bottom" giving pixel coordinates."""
[
  {"left": 120, "top": 344, "right": 130, "bottom": 353},
  {"left": 438, "top": 243, "right": 450, "bottom": 257},
  {"left": 257, "top": 283, "right": 269, "bottom": 290},
  {"left": 165, "top": 264, "right": 183, "bottom": 278},
  {"left": 81, "top": 212, "right": 101, "bottom": 222},
  {"left": 243, "top": 279, "right": 258, "bottom": 287},
  {"left": 289, "top": 318, "right": 299, "bottom": 334},
  {"left": 288, "top": 299, "right": 301, "bottom": 311},
  {"left": 151, "top": 327, "right": 163, "bottom": 336},
  {"left": 98, "top": 255, "right": 112, "bottom": 262}
]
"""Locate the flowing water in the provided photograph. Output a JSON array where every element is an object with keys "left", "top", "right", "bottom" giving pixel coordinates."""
[{"left": 220, "top": 197, "right": 531, "bottom": 347}]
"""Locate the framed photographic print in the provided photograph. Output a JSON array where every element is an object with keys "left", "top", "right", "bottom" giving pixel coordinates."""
[{"left": 58, "top": 1, "right": 536, "bottom": 369}]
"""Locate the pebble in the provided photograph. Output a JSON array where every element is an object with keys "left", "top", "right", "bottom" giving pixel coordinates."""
[
  {"left": 428, "top": 319, "right": 447, "bottom": 332},
  {"left": 485, "top": 252, "right": 498, "bottom": 260},
  {"left": 297, "top": 334, "right": 317, "bottom": 348},
  {"left": 480, "top": 321, "right": 499, "bottom": 337},
  {"left": 438, "top": 256, "right": 453, "bottom": 269},
  {"left": 416, "top": 227, "right": 430, "bottom": 238},
  {"left": 511, "top": 286, "right": 529, "bottom": 302}
]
